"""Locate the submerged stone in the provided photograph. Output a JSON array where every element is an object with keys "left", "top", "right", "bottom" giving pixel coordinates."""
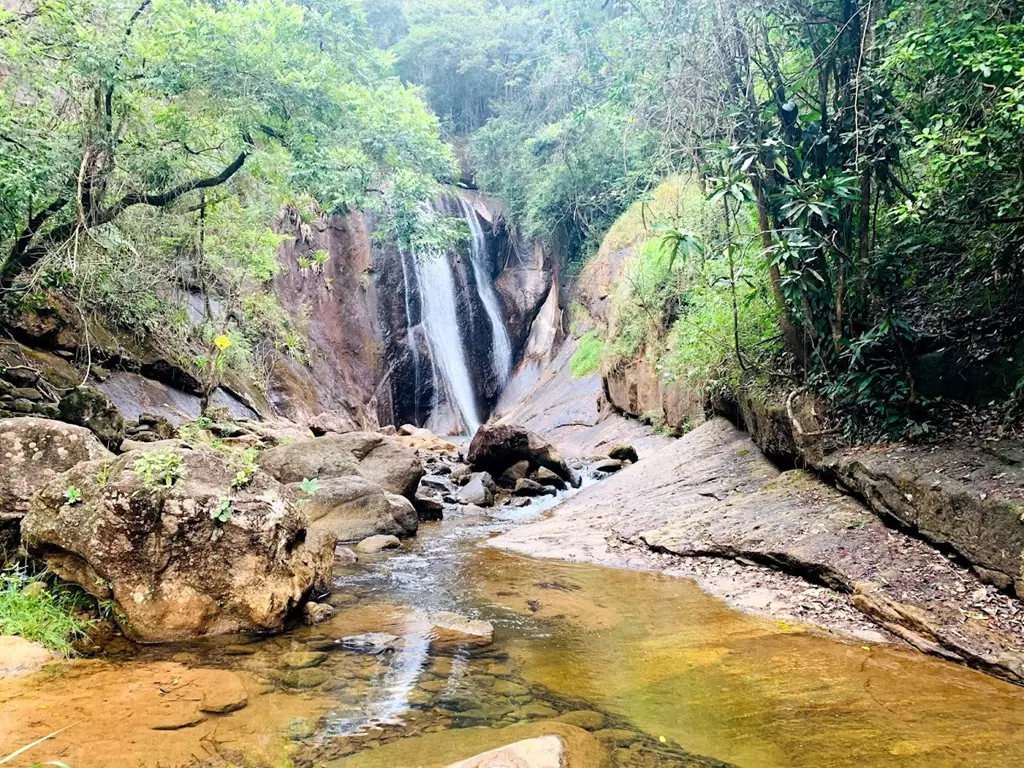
[{"left": 342, "top": 632, "right": 402, "bottom": 654}]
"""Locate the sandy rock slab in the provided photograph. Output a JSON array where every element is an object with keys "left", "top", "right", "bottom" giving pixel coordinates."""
[
  {"left": 447, "top": 734, "right": 565, "bottom": 768},
  {"left": 0, "top": 660, "right": 332, "bottom": 768},
  {"left": 0, "top": 635, "right": 54, "bottom": 680}
]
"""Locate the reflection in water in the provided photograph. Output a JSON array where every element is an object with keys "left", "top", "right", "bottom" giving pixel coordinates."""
[{"left": 325, "top": 614, "right": 432, "bottom": 736}]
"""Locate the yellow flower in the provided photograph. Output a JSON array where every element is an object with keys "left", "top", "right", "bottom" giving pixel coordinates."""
[{"left": 214, "top": 334, "right": 232, "bottom": 351}]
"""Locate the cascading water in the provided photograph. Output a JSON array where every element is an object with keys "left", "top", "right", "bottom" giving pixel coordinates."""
[
  {"left": 459, "top": 197, "right": 513, "bottom": 387},
  {"left": 412, "top": 244, "right": 482, "bottom": 434},
  {"left": 397, "top": 248, "right": 423, "bottom": 420}
]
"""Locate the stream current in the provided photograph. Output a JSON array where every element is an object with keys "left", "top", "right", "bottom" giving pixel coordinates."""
[{"left": 5, "top": 479, "right": 1024, "bottom": 767}]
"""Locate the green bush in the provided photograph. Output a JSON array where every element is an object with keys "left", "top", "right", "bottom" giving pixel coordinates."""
[
  {"left": 570, "top": 332, "right": 603, "bottom": 379},
  {"left": 0, "top": 567, "right": 91, "bottom": 655}
]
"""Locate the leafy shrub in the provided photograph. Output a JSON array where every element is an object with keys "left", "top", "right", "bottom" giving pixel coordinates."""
[{"left": 569, "top": 332, "right": 603, "bottom": 379}]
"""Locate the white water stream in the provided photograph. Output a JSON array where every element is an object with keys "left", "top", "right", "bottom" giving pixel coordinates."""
[
  {"left": 413, "top": 243, "right": 482, "bottom": 434},
  {"left": 459, "top": 197, "right": 513, "bottom": 387}
]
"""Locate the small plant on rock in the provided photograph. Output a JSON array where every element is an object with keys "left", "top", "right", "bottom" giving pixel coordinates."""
[
  {"left": 298, "top": 477, "right": 319, "bottom": 504},
  {"left": 133, "top": 451, "right": 184, "bottom": 490},
  {"left": 63, "top": 487, "right": 82, "bottom": 505},
  {"left": 211, "top": 498, "right": 233, "bottom": 524},
  {"left": 232, "top": 448, "right": 260, "bottom": 489}
]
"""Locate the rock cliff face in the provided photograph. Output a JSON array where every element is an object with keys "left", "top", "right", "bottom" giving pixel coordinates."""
[{"left": 0, "top": 192, "right": 556, "bottom": 438}]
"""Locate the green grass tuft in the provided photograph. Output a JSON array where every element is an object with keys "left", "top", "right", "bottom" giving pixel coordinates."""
[
  {"left": 0, "top": 567, "right": 92, "bottom": 655},
  {"left": 570, "top": 331, "right": 603, "bottom": 378}
]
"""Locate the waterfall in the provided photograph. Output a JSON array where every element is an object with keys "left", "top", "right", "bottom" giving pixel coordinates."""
[
  {"left": 459, "top": 197, "right": 513, "bottom": 387},
  {"left": 397, "top": 248, "right": 422, "bottom": 421},
  {"left": 413, "top": 246, "right": 481, "bottom": 434}
]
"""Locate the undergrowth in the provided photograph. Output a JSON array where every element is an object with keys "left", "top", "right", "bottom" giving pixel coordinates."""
[
  {"left": 0, "top": 567, "right": 92, "bottom": 655},
  {"left": 569, "top": 331, "right": 603, "bottom": 378}
]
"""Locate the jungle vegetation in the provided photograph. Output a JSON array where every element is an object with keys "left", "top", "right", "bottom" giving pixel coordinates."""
[
  {"left": 3, "top": 0, "right": 1023, "bottom": 437},
  {"left": 371, "top": 0, "right": 1024, "bottom": 438}
]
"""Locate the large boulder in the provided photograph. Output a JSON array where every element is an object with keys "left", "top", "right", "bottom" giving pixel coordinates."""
[
  {"left": 258, "top": 432, "right": 424, "bottom": 500},
  {"left": 0, "top": 418, "right": 113, "bottom": 555},
  {"left": 467, "top": 424, "right": 575, "bottom": 485},
  {"left": 21, "top": 444, "right": 335, "bottom": 642},
  {"left": 57, "top": 386, "right": 125, "bottom": 450},
  {"left": 298, "top": 475, "right": 418, "bottom": 543}
]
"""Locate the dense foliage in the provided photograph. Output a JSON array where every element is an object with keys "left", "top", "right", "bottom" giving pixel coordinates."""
[
  {"left": 0, "top": 0, "right": 454, "bottom": 393},
  {"left": 374, "top": 0, "right": 1024, "bottom": 438}
]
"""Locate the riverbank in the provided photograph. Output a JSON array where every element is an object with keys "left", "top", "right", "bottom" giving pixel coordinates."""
[{"left": 490, "top": 418, "right": 1024, "bottom": 685}]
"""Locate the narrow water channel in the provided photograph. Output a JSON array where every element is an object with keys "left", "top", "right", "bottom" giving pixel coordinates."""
[{"left": 5, "top": 488, "right": 1024, "bottom": 768}]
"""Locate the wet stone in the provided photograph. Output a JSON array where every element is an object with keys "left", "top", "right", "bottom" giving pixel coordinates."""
[
  {"left": 223, "top": 644, "right": 258, "bottom": 656},
  {"left": 593, "top": 728, "right": 638, "bottom": 746},
  {"left": 281, "top": 668, "right": 330, "bottom": 689},
  {"left": 280, "top": 651, "right": 328, "bottom": 669},
  {"left": 305, "top": 638, "right": 343, "bottom": 652},
  {"left": 150, "top": 709, "right": 208, "bottom": 731},
  {"left": 555, "top": 710, "right": 607, "bottom": 730},
  {"left": 492, "top": 680, "right": 530, "bottom": 697},
  {"left": 513, "top": 701, "right": 559, "bottom": 720},
  {"left": 342, "top": 633, "right": 401, "bottom": 654}
]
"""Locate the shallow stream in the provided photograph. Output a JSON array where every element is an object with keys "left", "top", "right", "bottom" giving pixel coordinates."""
[{"left": 5, "top": 489, "right": 1024, "bottom": 767}]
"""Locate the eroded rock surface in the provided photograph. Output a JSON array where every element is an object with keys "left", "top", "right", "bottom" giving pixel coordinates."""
[
  {"left": 0, "top": 417, "right": 113, "bottom": 554},
  {"left": 22, "top": 444, "right": 335, "bottom": 642},
  {"left": 301, "top": 475, "right": 418, "bottom": 543},
  {"left": 0, "top": 635, "right": 53, "bottom": 680}
]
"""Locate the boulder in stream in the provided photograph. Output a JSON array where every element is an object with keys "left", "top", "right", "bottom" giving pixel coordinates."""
[
  {"left": 21, "top": 444, "right": 335, "bottom": 642},
  {"left": 259, "top": 431, "right": 424, "bottom": 499},
  {"left": 355, "top": 534, "right": 401, "bottom": 553},
  {"left": 458, "top": 472, "right": 496, "bottom": 507},
  {"left": 297, "top": 475, "right": 418, "bottom": 543},
  {"left": 607, "top": 444, "right": 639, "bottom": 463},
  {"left": 428, "top": 611, "right": 494, "bottom": 654},
  {"left": 514, "top": 478, "right": 557, "bottom": 497},
  {"left": 467, "top": 424, "right": 576, "bottom": 487}
]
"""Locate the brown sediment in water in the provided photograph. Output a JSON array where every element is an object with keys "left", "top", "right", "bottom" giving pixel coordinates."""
[
  {"left": 0, "top": 660, "right": 333, "bottom": 768},
  {"left": 469, "top": 547, "right": 1024, "bottom": 768}
]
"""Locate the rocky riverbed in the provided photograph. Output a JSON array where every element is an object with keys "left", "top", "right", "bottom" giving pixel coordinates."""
[{"left": 6, "top": 418, "right": 1024, "bottom": 767}]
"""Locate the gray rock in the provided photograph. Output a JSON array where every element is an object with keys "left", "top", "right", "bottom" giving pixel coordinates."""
[
  {"left": 458, "top": 472, "right": 496, "bottom": 507},
  {"left": 532, "top": 466, "right": 567, "bottom": 490},
  {"left": 592, "top": 458, "right": 623, "bottom": 474},
  {"left": 298, "top": 475, "right": 418, "bottom": 543},
  {"left": 608, "top": 444, "right": 639, "bottom": 463},
  {"left": 467, "top": 424, "right": 574, "bottom": 485},
  {"left": 498, "top": 460, "right": 531, "bottom": 487},
  {"left": 342, "top": 632, "right": 401, "bottom": 654},
  {"left": 301, "top": 602, "right": 336, "bottom": 625},
  {"left": 259, "top": 432, "right": 424, "bottom": 499},
  {"left": 57, "top": 385, "right": 125, "bottom": 450},
  {"left": 355, "top": 534, "right": 401, "bottom": 553}
]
